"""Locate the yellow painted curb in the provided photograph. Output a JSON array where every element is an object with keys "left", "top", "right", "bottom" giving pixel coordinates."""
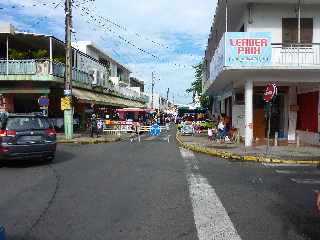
[
  {"left": 176, "top": 133, "right": 320, "bottom": 165},
  {"left": 58, "top": 138, "right": 121, "bottom": 145}
]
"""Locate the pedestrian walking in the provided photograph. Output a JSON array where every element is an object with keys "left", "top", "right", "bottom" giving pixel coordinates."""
[
  {"left": 208, "top": 127, "right": 213, "bottom": 143},
  {"left": 97, "top": 118, "right": 103, "bottom": 138},
  {"left": 90, "top": 114, "right": 98, "bottom": 138}
]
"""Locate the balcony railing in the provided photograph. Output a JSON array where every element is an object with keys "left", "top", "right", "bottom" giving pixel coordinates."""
[
  {"left": 0, "top": 59, "right": 145, "bottom": 102},
  {"left": 271, "top": 43, "right": 320, "bottom": 66},
  {"left": 0, "top": 59, "right": 37, "bottom": 74}
]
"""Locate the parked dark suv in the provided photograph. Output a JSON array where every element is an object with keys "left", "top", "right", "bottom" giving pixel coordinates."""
[{"left": 0, "top": 113, "right": 57, "bottom": 163}]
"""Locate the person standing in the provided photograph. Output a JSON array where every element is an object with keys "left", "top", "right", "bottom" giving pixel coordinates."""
[
  {"left": 96, "top": 118, "right": 103, "bottom": 138},
  {"left": 90, "top": 114, "right": 97, "bottom": 138},
  {"left": 208, "top": 127, "right": 213, "bottom": 143}
]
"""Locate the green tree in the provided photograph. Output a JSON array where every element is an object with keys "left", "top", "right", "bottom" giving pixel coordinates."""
[{"left": 186, "top": 62, "right": 209, "bottom": 108}]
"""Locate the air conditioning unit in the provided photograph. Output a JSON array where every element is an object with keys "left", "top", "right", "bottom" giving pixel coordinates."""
[{"left": 91, "top": 69, "right": 100, "bottom": 86}]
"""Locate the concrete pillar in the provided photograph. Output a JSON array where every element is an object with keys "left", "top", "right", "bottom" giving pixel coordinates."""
[
  {"left": 288, "top": 86, "right": 298, "bottom": 142},
  {"left": 245, "top": 80, "right": 253, "bottom": 147},
  {"left": 49, "top": 37, "right": 53, "bottom": 74}
]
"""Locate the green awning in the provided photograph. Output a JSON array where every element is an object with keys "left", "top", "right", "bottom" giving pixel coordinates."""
[{"left": 72, "top": 88, "right": 145, "bottom": 108}]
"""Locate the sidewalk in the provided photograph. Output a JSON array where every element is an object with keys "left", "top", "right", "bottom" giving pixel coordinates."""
[
  {"left": 177, "top": 133, "right": 320, "bottom": 165},
  {"left": 57, "top": 132, "right": 133, "bottom": 144}
]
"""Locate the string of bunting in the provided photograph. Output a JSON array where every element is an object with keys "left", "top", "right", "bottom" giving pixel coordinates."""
[
  {"left": 0, "top": 0, "right": 196, "bottom": 69},
  {"left": 76, "top": 4, "right": 200, "bottom": 58},
  {"left": 78, "top": 8, "right": 192, "bottom": 69}
]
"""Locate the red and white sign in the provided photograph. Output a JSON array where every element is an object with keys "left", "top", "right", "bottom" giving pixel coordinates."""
[
  {"left": 230, "top": 38, "right": 269, "bottom": 55},
  {"left": 263, "top": 83, "right": 277, "bottom": 102}
]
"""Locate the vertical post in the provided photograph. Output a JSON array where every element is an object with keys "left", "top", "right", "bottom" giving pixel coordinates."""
[
  {"left": 151, "top": 72, "right": 155, "bottom": 109},
  {"left": 298, "top": 0, "right": 301, "bottom": 44},
  {"left": 245, "top": 80, "right": 253, "bottom": 147},
  {"left": 49, "top": 36, "right": 53, "bottom": 74},
  {"left": 64, "top": 0, "right": 73, "bottom": 140},
  {"left": 166, "top": 88, "right": 170, "bottom": 108},
  {"left": 274, "top": 131, "right": 278, "bottom": 147},
  {"left": 266, "top": 103, "right": 271, "bottom": 154},
  {"left": 6, "top": 35, "right": 9, "bottom": 75},
  {"left": 225, "top": 0, "right": 228, "bottom": 33}
]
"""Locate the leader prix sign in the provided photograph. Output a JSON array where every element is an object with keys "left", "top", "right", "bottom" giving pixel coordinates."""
[{"left": 225, "top": 32, "right": 272, "bottom": 66}]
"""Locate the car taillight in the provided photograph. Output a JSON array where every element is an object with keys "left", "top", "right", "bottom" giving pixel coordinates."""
[
  {"left": 46, "top": 129, "right": 56, "bottom": 137},
  {"left": 0, "top": 130, "right": 16, "bottom": 137},
  {"left": 0, "top": 146, "right": 9, "bottom": 153},
  {"left": 6, "top": 130, "right": 16, "bottom": 137}
]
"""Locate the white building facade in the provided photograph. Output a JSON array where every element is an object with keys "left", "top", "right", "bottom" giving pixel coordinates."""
[{"left": 203, "top": 0, "right": 320, "bottom": 146}]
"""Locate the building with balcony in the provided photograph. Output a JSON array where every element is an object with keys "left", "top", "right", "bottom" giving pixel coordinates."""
[
  {"left": 72, "top": 41, "right": 131, "bottom": 87},
  {"left": 129, "top": 77, "right": 145, "bottom": 93},
  {"left": 203, "top": 0, "right": 320, "bottom": 146},
  {"left": 0, "top": 23, "right": 146, "bottom": 130}
]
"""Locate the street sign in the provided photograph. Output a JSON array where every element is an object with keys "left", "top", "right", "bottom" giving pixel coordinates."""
[
  {"left": 150, "top": 123, "right": 161, "bottom": 136},
  {"left": 64, "top": 89, "right": 72, "bottom": 96},
  {"left": 38, "top": 96, "right": 49, "bottom": 108},
  {"left": 263, "top": 83, "right": 277, "bottom": 102},
  {"left": 61, "top": 97, "right": 71, "bottom": 111}
]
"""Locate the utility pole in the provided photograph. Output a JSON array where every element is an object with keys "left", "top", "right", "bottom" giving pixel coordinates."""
[
  {"left": 64, "top": 0, "right": 73, "bottom": 140},
  {"left": 151, "top": 71, "right": 155, "bottom": 109},
  {"left": 166, "top": 88, "right": 170, "bottom": 108}
]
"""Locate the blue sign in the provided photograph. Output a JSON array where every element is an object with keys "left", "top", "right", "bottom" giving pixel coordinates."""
[
  {"left": 225, "top": 32, "right": 272, "bottom": 67},
  {"left": 150, "top": 124, "right": 161, "bottom": 136},
  {"left": 0, "top": 225, "right": 6, "bottom": 240},
  {"left": 38, "top": 96, "right": 49, "bottom": 107}
]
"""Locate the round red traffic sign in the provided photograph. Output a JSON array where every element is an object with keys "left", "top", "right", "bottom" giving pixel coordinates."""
[{"left": 263, "top": 83, "right": 277, "bottom": 102}]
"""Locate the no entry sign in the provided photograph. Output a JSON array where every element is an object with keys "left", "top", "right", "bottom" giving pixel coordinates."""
[{"left": 263, "top": 83, "right": 277, "bottom": 102}]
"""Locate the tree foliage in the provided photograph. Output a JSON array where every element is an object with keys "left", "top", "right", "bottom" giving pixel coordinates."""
[
  {"left": 186, "top": 62, "right": 209, "bottom": 108},
  {"left": 9, "top": 49, "right": 48, "bottom": 60}
]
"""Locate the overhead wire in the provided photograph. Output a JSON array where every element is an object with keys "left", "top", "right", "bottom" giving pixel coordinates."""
[{"left": 0, "top": 0, "right": 196, "bottom": 69}]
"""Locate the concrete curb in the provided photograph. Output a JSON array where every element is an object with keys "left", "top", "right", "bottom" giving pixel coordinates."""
[
  {"left": 176, "top": 133, "right": 320, "bottom": 165},
  {"left": 57, "top": 137, "right": 123, "bottom": 145}
]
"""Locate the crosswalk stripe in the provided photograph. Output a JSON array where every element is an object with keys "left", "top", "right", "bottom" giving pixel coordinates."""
[{"left": 180, "top": 148, "right": 242, "bottom": 240}]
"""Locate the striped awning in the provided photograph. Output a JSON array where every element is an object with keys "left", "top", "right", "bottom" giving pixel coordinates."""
[{"left": 72, "top": 88, "right": 145, "bottom": 108}]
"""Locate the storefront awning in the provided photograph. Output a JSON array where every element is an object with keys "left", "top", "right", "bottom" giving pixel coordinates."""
[
  {"left": 0, "top": 88, "right": 50, "bottom": 94},
  {"left": 72, "top": 88, "right": 145, "bottom": 108}
]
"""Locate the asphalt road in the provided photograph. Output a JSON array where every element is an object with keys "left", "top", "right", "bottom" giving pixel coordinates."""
[{"left": 0, "top": 130, "right": 319, "bottom": 240}]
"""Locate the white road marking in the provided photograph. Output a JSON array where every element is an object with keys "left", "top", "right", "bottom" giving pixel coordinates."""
[
  {"left": 290, "top": 178, "right": 320, "bottom": 184},
  {"left": 276, "top": 170, "right": 320, "bottom": 175},
  {"left": 262, "top": 163, "right": 302, "bottom": 168},
  {"left": 180, "top": 148, "right": 242, "bottom": 240}
]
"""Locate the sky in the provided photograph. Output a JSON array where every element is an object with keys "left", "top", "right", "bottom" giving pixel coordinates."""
[{"left": 0, "top": 0, "right": 217, "bottom": 104}]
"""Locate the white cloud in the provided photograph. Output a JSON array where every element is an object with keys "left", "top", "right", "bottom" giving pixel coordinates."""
[{"left": 1, "top": 0, "right": 217, "bottom": 104}]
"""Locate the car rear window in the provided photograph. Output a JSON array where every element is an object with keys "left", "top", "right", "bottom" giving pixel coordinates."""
[{"left": 6, "top": 117, "right": 50, "bottom": 131}]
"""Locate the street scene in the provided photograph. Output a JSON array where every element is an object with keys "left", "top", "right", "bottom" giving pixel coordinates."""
[{"left": 1, "top": 0, "right": 320, "bottom": 239}]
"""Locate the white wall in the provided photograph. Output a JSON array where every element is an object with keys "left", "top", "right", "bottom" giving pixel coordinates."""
[{"left": 246, "top": 3, "right": 320, "bottom": 43}]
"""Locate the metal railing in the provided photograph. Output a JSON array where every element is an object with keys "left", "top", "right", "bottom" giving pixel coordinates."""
[
  {"left": 271, "top": 43, "right": 320, "bottom": 66},
  {"left": 0, "top": 59, "right": 37, "bottom": 74},
  {"left": 0, "top": 59, "right": 146, "bottom": 101}
]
